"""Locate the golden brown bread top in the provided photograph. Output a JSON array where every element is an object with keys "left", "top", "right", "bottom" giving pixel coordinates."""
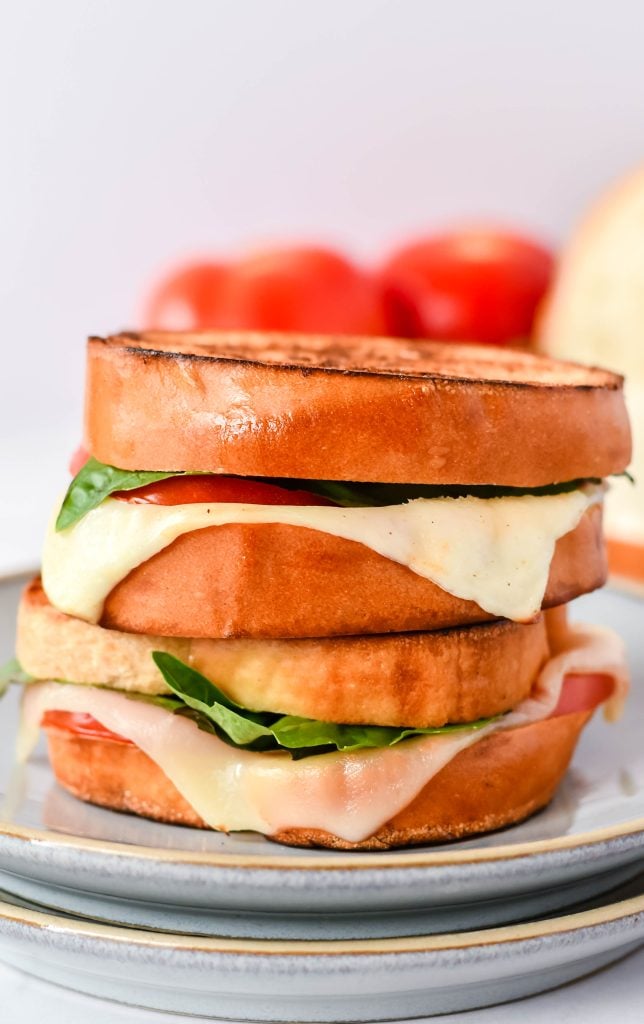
[
  {"left": 85, "top": 332, "right": 631, "bottom": 485},
  {"left": 97, "top": 331, "right": 623, "bottom": 386}
]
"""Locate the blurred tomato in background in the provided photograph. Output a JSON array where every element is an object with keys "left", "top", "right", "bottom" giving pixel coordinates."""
[
  {"left": 143, "top": 263, "right": 232, "bottom": 331},
  {"left": 144, "top": 246, "right": 385, "bottom": 335},
  {"left": 142, "top": 230, "right": 554, "bottom": 347},
  {"left": 380, "top": 229, "right": 554, "bottom": 346}
]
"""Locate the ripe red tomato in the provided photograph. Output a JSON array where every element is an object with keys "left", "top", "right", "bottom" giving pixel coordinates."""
[
  {"left": 381, "top": 229, "right": 554, "bottom": 345},
  {"left": 143, "top": 262, "right": 232, "bottom": 331},
  {"left": 116, "top": 475, "right": 336, "bottom": 507},
  {"left": 142, "top": 248, "right": 385, "bottom": 334}
]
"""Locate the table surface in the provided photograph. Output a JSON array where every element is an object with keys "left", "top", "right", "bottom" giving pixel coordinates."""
[{"left": 1, "top": 945, "right": 643, "bottom": 1023}]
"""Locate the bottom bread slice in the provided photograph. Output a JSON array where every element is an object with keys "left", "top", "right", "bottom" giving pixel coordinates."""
[{"left": 44, "top": 709, "right": 590, "bottom": 850}]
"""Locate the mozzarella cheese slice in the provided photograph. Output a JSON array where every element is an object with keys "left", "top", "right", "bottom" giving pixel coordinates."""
[
  {"left": 19, "top": 620, "right": 627, "bottom": 842},
  {"left": 42, "top": 486, "right": 601, "bottom": 625}
]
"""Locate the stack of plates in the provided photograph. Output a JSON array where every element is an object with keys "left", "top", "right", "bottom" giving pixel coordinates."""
[{"left": 0, "top": 575, "right": 642, "bottom": 1019}]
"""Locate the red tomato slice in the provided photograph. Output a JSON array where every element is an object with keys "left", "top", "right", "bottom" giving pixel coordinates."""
[
  {"left": 42, "top": 711, "right": 132, "bottom": 745},
  {"left": 115, "top": 475, "right": 336, "bottom": 507}
]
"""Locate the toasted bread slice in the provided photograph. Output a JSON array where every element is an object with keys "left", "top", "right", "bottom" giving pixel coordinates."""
[
  {"left": 85, "top": 332, "right": 630, "bottom": 487},
  {"left": 18, "top": 578, "right": 547, "bottom": 727},
  {"left": 43, "top": 709, "right": 590, "bottom": 848},
  {"left": 96, "top": 502, "right": 605, "bottom": 639}
]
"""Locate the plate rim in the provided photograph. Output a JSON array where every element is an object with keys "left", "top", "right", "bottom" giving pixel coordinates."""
[
  {"left": 0, "top": 888, "right": 642, "bottom": 956},
  {"left": 0, "top": 816, "right": 642, "bottom": 872}
]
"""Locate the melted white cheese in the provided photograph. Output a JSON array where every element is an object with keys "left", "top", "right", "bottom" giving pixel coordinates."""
[
  {"left": 19, "top": 621, "right": 627, "bottom": 841},
  {"left": 41, "top": 487, "right": 601, "bottom": 625}
]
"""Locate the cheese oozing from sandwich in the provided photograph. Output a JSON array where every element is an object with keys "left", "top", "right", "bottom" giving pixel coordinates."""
[
  {"left": 41, "top": 486, "right": 602, "bottom": 625},
  {"left": 19, "top": 620, "right": 627, "bottom": 842}
]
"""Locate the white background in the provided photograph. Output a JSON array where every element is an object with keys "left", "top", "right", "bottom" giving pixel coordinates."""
[
  {"left": 2, "top": 0, "right": 644, "bottom": 570},
  {"left": 4, "top": 0, "right": 644, "bottom": 426}
]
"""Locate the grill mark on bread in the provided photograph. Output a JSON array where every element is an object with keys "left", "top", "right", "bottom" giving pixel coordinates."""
[
  {"left": 86, "top": 333, "right": 630, "bottom": 491},
  {"left": 91, "top": 333, "right": 623, "bottom": 390}
]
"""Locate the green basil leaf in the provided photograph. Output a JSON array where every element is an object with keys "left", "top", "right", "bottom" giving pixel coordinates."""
[
  {"left": 152, "top": 652, "right": 498, "bottom": 757},
  {"left": 11, "top": 654, "right": 498, "bottom": 758},
  {"left": 269, "top": 714, "right": 496, "bottom": 751},
  {"left": 273, "top": 479, "right": 389, "bottom": 508},
  {"left": 56, "top": 458, "right": 179, "bottom": 531},
  {"left": 0, "top": 658, "right": 34, "bottom": 696},
  {"left": 270, "top": 716, "right": 400, "bottom": 751},
  {"left": 167, "top": 705, "right": 281, "bottom": 750},
  {"left": 291, "top": 477, "right": 602, "bottom": 506},
  {"left": 152, "top": 652, "right": 275, "bottom": 746}
]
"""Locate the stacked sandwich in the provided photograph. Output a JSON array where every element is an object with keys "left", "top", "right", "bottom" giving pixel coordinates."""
[{"left": 15, "top": 332, "right": 631, "bottom": 849}]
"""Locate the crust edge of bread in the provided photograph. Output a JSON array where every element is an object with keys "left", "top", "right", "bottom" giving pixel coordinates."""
[
  {"left": 90, "top": 332, "right": 625, "bottom": 389},
  {"left": 18, "top": 578, "right": 549, "bottom": 728}
]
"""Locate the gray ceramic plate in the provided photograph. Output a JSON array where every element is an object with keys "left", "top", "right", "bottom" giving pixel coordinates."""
[
  {"left": 0, "top": 875, "right": 642, "bottom": 1020},
  {"left": 0, "top": 576, "right": 643, "bottom": 939}
]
